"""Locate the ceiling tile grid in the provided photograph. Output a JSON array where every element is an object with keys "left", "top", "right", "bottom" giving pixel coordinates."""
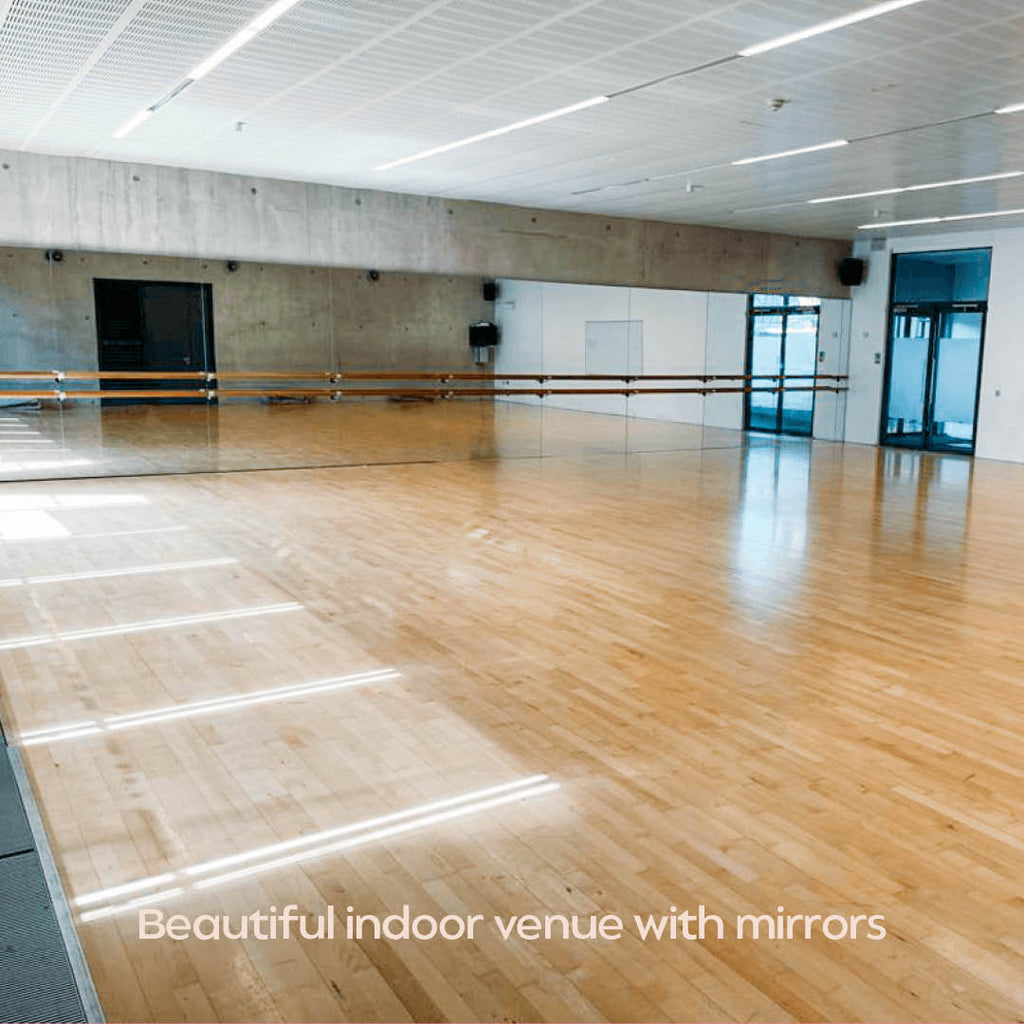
[{"left": 1, "top": 0, "right": 1023, "bottom": 238}]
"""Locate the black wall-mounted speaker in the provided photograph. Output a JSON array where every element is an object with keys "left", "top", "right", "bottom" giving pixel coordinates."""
[
  {"left": 482, "top": 280, "right": 498, "bottom": 302},
  {"left": 469, "top": 321, "right": 499, "bottom": 347},
  {"left": 837, "top": 257, "right": 865, "bottom": 287}
]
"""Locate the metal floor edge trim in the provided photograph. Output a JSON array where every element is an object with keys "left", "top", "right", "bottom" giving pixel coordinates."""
[{"left": 7, "top": 745, "right": 105, "bottom": 1024}]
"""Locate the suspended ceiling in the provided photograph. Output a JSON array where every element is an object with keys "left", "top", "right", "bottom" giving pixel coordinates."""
[{"left": 1, "top": 0, "right": 1023, "bottom": 240}]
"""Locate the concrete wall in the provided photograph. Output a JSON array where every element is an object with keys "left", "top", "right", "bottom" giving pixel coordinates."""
[
  {"left": 846, "top": 225, "right": 1023, "bottom": 463},
  {"left": 494, "top": 278, "right": 851, "bottom": 436},
  {"left": 0, "top": 149, "right": 852, "bottom": 299},
  {"left": 0, "top": 246, "right": 491, "bottom": 372}
]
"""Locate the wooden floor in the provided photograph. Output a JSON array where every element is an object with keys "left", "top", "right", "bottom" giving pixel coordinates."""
[
  {"left": 0, "top": 400, "right": 748, "bottom": 481},
  {"left": 1, "top": 402, "right": 1023, "bottom": 1022}
]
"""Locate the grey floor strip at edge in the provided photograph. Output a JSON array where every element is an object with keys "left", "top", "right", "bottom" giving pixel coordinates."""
[{"left": 5, "top": 745, "right": 105, "bottom": 1023}]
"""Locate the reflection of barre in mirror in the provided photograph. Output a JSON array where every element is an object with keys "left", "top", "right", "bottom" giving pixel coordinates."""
[
  {"left": 74, "top": 774, "right": 560, "bottom": 922},
  {"left": 19, "top": 667, "right": 400, "bottom": 746},
  {"left": 0, "top": 367, "right": 849, "bottom": 402}
]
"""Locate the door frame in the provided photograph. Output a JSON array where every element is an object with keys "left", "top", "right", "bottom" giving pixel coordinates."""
[
  {"left": 94, "top": 278, "right": 216, "bottom": 404},
  {"left": 744, "top": 297, "right": 822, "bottom": 437},
  {"left": 878, "top": 249, "right": 988, "bottom": 454}
]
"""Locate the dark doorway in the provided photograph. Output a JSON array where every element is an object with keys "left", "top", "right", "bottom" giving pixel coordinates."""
[{"left": 94, "top": 279, "right": 215, "bottom": 403}]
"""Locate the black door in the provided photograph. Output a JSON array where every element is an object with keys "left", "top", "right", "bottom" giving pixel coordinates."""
[{"left": 94, "top": 279, "right": 215, "bottom": 403}]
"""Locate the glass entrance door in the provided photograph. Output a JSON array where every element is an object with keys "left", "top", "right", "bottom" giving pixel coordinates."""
[
  {"left": 745, "top": 296, "right": 821, "bottom": 437},
  {"left": 882, "top": 306, "right": 985, "bottom": 453},
  {"left": 928, "top": 310, "right": 984, "bottom": 452},
  {"left": 882, "top": 310, "right": 933, "bottom": 447}
]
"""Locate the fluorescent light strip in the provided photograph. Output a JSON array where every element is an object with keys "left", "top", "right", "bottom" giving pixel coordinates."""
[
  {"left": 112, "top": 0, "right": 306, "bottom": 139},
  {"left": 74, "top": 775, "right": 559, "bottom": 919},
  {"left": 20, "top": 668, "right": 399, "bottom": 746},
  {"left": 732, "top": 139, "right": 848, "bottom": 166},
  {"left": 995, "top": 101, "right": 1024, "bottom": 115},
  {"left": 810, "top": 171, "right": 1023, "bottom": 204},
  {"left": 738, "top": 0, "right": 929, "bottom": 57},
  {"left": 859, "top": 207, "right": 1024, "bottom": 229},
  {"left": 0, "top": 556, "right": 237, "bottom": 590},
  {"left": 112, "top": 108, "right": 153, "bottom": 139},
  {"left": 0, "top": 602, "right": 301, "bottom": 651},
  {"left": 375, "top": 95, "right": 609, "bottom": 171}
]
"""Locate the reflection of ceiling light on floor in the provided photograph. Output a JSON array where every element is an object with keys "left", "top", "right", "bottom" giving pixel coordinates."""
[
  {"left": 76, "top": 774, "right": 560, "bottom": 921},
  {"left": 0, "top": 601, "right": 303, "bottom": 651},
  {"left": 0, "top": 458, "right": 92, "bottom": 472},
  {"left": 20, "top": 666, "right": 399, "bottom": 746},
  {"left": 0, "top": 556, "right": 238, "bottom": 590},
  {"left": 0, "top": 493, "right": 148, "bottom": 511}
]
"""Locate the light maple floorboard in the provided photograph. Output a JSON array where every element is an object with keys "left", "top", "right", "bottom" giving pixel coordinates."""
[{"left": 0, "top": 402, "right": 1022, "bottom": 1022}]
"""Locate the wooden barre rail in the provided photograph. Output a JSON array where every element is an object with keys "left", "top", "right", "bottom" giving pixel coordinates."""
[
  {"left": 1, "top": 385, "right": 848, "bottom": 401},
  {"left": 0, "top": 370, "right": 849, "bottom": 383}
]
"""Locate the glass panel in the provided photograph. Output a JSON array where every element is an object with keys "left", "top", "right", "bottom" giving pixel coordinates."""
[
  {"left": 884, "top": 313, "right": 931, "bottom": 444},
  {"left": 929, "top": 311, "right": 983, "bottom": 451},
  {"left": 752, "top": 293, "right": 785, "bottom": 308},
  {"left": 892, "top": 249, "right": 991, "bottom": 304},
  {"left": 780, "top": 311, "right": 819, "bottom": 436},
  {"left": 788, "top": 296, "right": 821, "bottom": 308},
  {"left": 748, "top": 313, "right": 782, "bottom": 432}
]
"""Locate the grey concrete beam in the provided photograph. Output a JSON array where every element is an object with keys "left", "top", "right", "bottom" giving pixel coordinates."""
[{"left": 0, "top": 150, "right": 851, "bottom": 298}]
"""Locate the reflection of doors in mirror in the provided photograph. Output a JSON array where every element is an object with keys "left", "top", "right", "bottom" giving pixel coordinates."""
[
  {"left": 94, "top": 279, "right": 215, "bottom": 404},
  {"left": 745, "top": 296, "right": 821, "bottom": 437},
  {"left": 881, "top": 249, "right": 989, "bottom": 455}
]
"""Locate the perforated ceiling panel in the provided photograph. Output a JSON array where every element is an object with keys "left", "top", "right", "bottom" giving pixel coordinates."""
[{"left": 2, "top": 0, "right": 1024, "bottom": 238}]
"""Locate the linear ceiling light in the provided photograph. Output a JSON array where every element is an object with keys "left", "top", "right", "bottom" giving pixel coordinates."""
[
  {"left": 732, "top": 139, "right": 848, "bottom": 166},
  {"left": 374, "top": 2, "right": 933, "bottom": 172},
  {"left": 738, "top": 0, "right": 930, "bottom": 57},
  {"left": 810, "top": 170, "right": 1024, "bottom": 204},
  {"left": 112, "top": 108, "right": 153, "bottom": 139},
  {"left": 112, "top": 0, "right": 305, "bottom": 139},
  {"left": 374, "top": 95, "right": 609, "bottom": 171},
  {"left": 859, "top": 208, "right": 1024, "bottom": 229},
  {"left": 995, "top": 101, "right": 1024, "bottom": 115}
]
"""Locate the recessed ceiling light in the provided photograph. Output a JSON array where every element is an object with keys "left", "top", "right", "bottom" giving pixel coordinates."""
[
  {"left": 732, "top": 139, "right": 849, "bottom": 166},
  {"left": 810, "top": 171, "right": 1023, "bottom": 204},
  {"left": 112, "top": 0, "right": 306, "bottom": 139},
  {"left": 859, "top": 207, "right": 1024, "bottom": 229},
  {"left": 858, "top": 217, "right": 941, "bottom": 229},
  {"left": 941, "top": 207, "right": 1024, "bottom": 223},
  {"left": 190, "top": 0, "right": 304, "bottom": 80},
  {"left": 995, "top": 101, "right": 1024, "bottom": 115},
  {"left": 374, "top": 95, "right": 609, "bottom": 171},
  {"left": 738, "top": 0, "right": 930, "bottom": 57},
  {"left": 112, "top": 108, "right": 153, "bottom": 139}
]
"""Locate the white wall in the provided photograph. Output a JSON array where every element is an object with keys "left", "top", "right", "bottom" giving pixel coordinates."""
[
  {"left": 495, "top": 280, "right": 850, "bottom": 437},
  {"left": 846, "top": 225, "right": 1024, "bottom": 463}
]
